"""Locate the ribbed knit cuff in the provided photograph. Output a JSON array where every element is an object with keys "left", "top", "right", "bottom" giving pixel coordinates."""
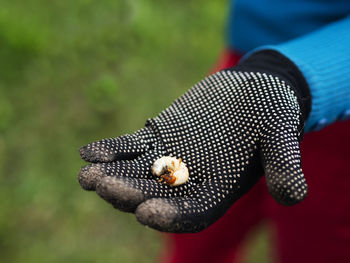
[{"left": 247, "top": 15, "right": 350, "bottom": 132}]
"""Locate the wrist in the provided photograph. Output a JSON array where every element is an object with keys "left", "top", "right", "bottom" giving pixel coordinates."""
[{"left": 233, "top": 50, "right": 311, "bottom": 134}]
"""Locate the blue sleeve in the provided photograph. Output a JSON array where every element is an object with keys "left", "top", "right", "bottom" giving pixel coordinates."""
[{"left": 250, "top": 15, "right": 350, "bottom": 132}]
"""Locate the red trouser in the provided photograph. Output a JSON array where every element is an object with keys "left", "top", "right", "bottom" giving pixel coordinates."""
[{"left": 160, "top": 50, "right": 350, "bottom": 263}]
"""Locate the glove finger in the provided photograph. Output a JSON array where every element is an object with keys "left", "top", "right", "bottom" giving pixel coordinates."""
[
  {"left": 79, "top": 126, "right": 156, "bottom": 163},
  {"left": 135, "top": 180, "right": 233, "bottom": 233},
  {"left": 78, "top": 163, "right": 107, "bottom": 191},
  {"left": 78, "top": 152, "right": 192, "bottom": 190},
  {"left": 95, "top": 176, "right": 192, "bottom": 213},
  {"left": 260, "top": 123, "right": 308, "bottom": 206},
  {"left": 78, "top": 159, "right": 150, "bottom": 191}
]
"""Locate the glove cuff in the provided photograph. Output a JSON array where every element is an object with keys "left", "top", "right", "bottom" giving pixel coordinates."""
[{"left": 234, "top": 50, "right": 311, "bottom": 135}]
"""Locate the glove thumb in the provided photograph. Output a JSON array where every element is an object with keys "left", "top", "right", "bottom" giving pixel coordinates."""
[{"left": 260, "top": 123, "right": 308, "bottom": 206}]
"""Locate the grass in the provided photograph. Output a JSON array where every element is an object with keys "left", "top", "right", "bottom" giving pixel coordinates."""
[{"left": 0, "top": 0, "right": 269, "bottom": 262}]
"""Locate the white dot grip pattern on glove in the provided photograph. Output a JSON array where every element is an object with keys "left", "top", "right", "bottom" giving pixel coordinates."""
[{"left": 79, "top": 70, "right": 308, "bottom": 233}]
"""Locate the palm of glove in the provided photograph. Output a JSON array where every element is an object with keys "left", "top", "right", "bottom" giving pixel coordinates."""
[{"left": 79, "top": 70, "right": 308, "bottom": 233}]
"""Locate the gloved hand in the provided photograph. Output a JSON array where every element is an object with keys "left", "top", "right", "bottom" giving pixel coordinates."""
[{"left": 78, "top": 50, "right": 311, "bottom": 233}]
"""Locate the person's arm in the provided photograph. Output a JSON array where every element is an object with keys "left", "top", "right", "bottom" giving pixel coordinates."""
[
  {"left": 245, "top": 15, "right": 350, "bottom": 132},
  {"left": 77, "top": 15, "right": 350, "bottom": 234}
]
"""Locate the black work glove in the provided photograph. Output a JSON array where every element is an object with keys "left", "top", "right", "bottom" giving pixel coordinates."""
[{"left": 78, "top": 50, "right": 311, "bottom": 233}]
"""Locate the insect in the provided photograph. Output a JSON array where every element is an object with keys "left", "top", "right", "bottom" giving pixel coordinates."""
[{"left": 151, "top": 156, "right": 189, "bottom": 186}]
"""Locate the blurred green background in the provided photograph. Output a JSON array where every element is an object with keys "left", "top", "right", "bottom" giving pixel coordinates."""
[{"left": 0, "top": 0, "right": 269, "bottom": 262}]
